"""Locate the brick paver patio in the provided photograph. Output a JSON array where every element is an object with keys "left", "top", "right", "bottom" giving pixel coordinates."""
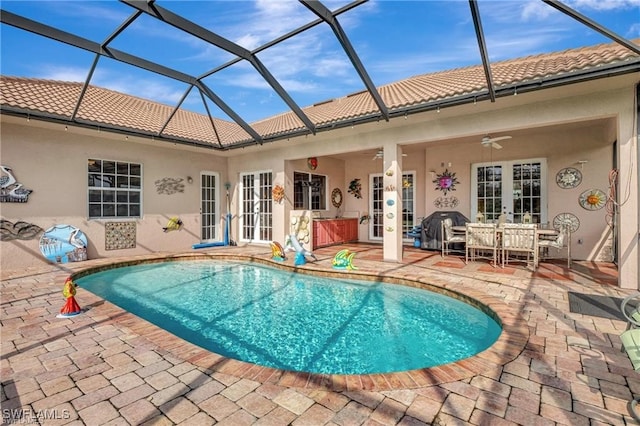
[{"left": 1, "top": 244, "right": 636, "bottom": 425}]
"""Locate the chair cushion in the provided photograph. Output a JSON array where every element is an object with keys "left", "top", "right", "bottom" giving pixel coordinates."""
[{"left": 621, "top": 328, "right": 640, "bottom": 371}]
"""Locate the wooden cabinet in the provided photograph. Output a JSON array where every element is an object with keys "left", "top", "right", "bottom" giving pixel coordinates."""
[{"left": 312, "top": 218, "right": 358, "bottom": 249}]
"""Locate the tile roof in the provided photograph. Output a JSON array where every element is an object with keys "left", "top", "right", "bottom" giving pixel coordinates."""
[{"left": 1, "top": 39, "right": 638, "bottom": 149}]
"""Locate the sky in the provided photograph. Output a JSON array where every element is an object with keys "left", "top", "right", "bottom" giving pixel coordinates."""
[{"left": 1, "top": 0, "right": 639, "bottom": 124}]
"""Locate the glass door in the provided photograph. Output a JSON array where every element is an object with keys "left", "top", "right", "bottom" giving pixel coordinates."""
[
  {"left": 472, "top": 158, "right": 546, "bottom": 224},
  {"left": 369, "top": 172, "right": 415, "bottom": 240},
  {"left": 200, "top": 172, "right": 220, "bottom": 242},
  {"left": 239, "top": 171, "right": 273, "bottom": 242}
]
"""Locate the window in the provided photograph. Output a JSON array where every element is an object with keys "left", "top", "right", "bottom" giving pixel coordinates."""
[
  {"left": 293, "top": 171, "right": 326, "bottom": 210},
  {"left": 88, "top": 159, "right": 141, "bottom": 218},
  {"left": 471, "top": 158, "right": 547, "bottom": 224}
]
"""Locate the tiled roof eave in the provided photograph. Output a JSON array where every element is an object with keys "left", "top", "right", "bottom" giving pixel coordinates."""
[
  {"left": 0, "top": 105, "right": 72, "bottom": 122},
  {"left": 495, "top": 58, "right": 640, "bottom": 92},
  {"left": 0, "top": 106, "right": 226, "bottom": 150}
]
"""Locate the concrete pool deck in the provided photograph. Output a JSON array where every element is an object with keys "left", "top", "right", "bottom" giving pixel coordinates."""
[{"left": 1, "top": 244, "right": 636, "bottom": 425}]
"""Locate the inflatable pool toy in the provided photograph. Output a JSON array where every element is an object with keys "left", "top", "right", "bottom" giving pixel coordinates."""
[
  {"left": 270, "top": 241, "right": 286, "bottom": 261},
  {"left": 57, "top": 277, "right": 82, "bottom": 318},
  {"left": 332, "top": 249, "right": 357, "bottom": 270},
  {"left": 285, "top": 234, "right": 317, "bottom": 266},
  {"left": 163, "top": 217, "right": 183, "bottom": 232}
]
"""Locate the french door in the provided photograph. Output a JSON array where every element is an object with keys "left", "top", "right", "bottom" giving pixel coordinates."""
[
  {"left": 200, "top": 172, "right": 220, "bottom": 242},
  {"left": 239, "top": 171, "right": 273, "bottom": 242},
  {"left": 369, "top": 171, "right": 416, "bottom": 240},
  {"left": 471, "top": 158, "right": 547, "bottom": 224}
]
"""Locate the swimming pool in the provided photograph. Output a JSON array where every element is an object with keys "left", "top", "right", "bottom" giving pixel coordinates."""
[{"left": 76, "top": 259, "right": 501, "bottom": 375}]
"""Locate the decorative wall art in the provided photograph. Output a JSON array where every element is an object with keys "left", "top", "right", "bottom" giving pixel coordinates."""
[
  {"left": 272, "top": 185, "right": 285, "bottom": 203},
  {"left": 579, "top": 189, "right": 606, "bottom": 210},
  {"left": 155, "top": 177, "right": 185, "bottom": 195},
  {"left": 385, "top": 169, "right": 394, "bottom": 176},
  {"left": 105, "top": 221, "right": 136, "bottom": 250},
  {"left": 331, "top": 188, "right": 343, "bottom": 208},
  {"left": 0, "top": 219, "right": 43, "bottom": 241},
  {"left": 162, "top": 217, "right": 183, "bottom": 232},
  {"left": 348, "top": 178, "right": 362, "bottom": 199},
  {"left": 289, "top": 215, "right": 310, "bottom": 244},
  {"left": 433, "top": 196, "right": 460, "bottom": 209},
  {"left": 402, "top": 178, "right": 412, "bottom": 189},
  {"left": 39, "top": 224, "right": 87, "bottom": 263},
  {"left": 0, "top": 165, "right": 33, "bottom": 203},
  {"left": 553, "top": 212, "right": 580, "bottom": 232},
  {"left": 433, "top": 169, "right": 459, "bottom": 196},
  {"left": 307, "top": 157, "right": 318, "bottom": 170},
  {"left": 556, "top": 167, "right": 582, "bottom": 189}
]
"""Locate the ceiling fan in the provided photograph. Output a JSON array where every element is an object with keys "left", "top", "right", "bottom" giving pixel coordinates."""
[
  {"left": 481, "top": 135, "right": 512, "bottom": 150},
  {"left": 372, "top": 149, "right": 408, "bottom": 160}
]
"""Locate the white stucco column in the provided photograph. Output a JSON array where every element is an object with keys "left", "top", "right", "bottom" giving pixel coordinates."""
[
  {"left": 383, "top": 143, "right": 403, "bottom": 262},
  {"left": 617, "top": 85, "right": 639, "bottom": 290}
]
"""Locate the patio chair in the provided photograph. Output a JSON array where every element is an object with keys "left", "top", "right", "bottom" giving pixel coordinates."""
[
  {"left": 501, "top": 223, "right": 538, "bottom": 268},
  {"left": 621, "top": 293, "right": 640, "bottom": 332},
  {"left": 441, "top": 217, "right": 466, "bottom": 257},
  {"left": 538, "top": 226, "right": 568, "bottom": 267},
  {"left": 619, "top": 295, "right": 640, "bottom": 422},
  {"left": 465, "top": 223, "right": 498, "bottom": 267}
]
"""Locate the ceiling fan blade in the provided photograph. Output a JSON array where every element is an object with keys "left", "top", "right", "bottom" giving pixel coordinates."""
[
  {"left": 489, "top": 135, "right": 512, "bottom": 143},
  {"left": 492, "top": 142, "right": 503, "bottom": 149}
]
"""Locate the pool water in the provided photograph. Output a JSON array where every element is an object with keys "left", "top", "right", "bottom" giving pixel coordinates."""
[{"left": 76, "top": 260, "right": 501, "bottom": 374}]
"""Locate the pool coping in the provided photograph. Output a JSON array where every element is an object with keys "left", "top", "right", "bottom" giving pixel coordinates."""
[{"left": 70, "top": 252, "right": 529, "bottom": 391}]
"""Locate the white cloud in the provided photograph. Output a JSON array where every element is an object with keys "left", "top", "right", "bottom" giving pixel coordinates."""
[
  {"left": 38, "top": 66, "right": 88, "bottom": 83},
  {"left": 521, "top": 1, "right": 554, "bottom": 21},
  {"left": 568, "top": 0, "right": 640, "bottom": 11}
]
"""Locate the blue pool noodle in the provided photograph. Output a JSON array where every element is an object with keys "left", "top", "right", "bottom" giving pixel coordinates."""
[{"left": 192, "top": 213, "right": 231, "bottom": 249}]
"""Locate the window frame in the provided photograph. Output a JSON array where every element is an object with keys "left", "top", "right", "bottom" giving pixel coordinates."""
[
  {"left": 369, "top": 171, "right": 416, "bottom": 241},
  {"left": 471, "top": 157, "right": 547, "bottom": 224},
  {"left": 293, "top": 170, "right": 327, "bottom": 211},
  {"left": 239, "top": 170, "right": 273, "bottom": 243},
  {"left": 87, "top": 158, "right": 143, "bottom": 219}
]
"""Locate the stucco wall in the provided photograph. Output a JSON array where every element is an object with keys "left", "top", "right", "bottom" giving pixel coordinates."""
[{"left": 1, "top": 121, "right": 227, "bottom": 271}]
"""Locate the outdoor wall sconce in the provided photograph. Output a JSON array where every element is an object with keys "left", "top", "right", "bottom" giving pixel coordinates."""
[{"left": 187, "top": 176, "right": 193, "bottom": 184}]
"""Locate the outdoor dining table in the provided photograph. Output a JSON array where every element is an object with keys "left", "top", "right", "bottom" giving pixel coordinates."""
[
  {"left": 451, "top": 225, "right": 559, "bottom": 237},
  {"left": 451, "top": 224, "right": 563, "bottom": 267}
]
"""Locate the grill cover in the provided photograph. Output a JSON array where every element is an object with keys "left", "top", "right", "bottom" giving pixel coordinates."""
[{"left": 420, "top": 211, "right": 469, "bottom": 250}]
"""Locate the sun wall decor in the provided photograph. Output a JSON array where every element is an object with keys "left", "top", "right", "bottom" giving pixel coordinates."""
[
  {"left": 556, "top": 167, "right": 582, "bottom": 189},
  {"left": 433, "top": 169, "right": 459, "bottom": 196},
  {"left": 579, "top": 188, "right": 606, "bottom": 210},
  {"left": 553, "top": 213, "right": 580, "bottom": 233}
]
